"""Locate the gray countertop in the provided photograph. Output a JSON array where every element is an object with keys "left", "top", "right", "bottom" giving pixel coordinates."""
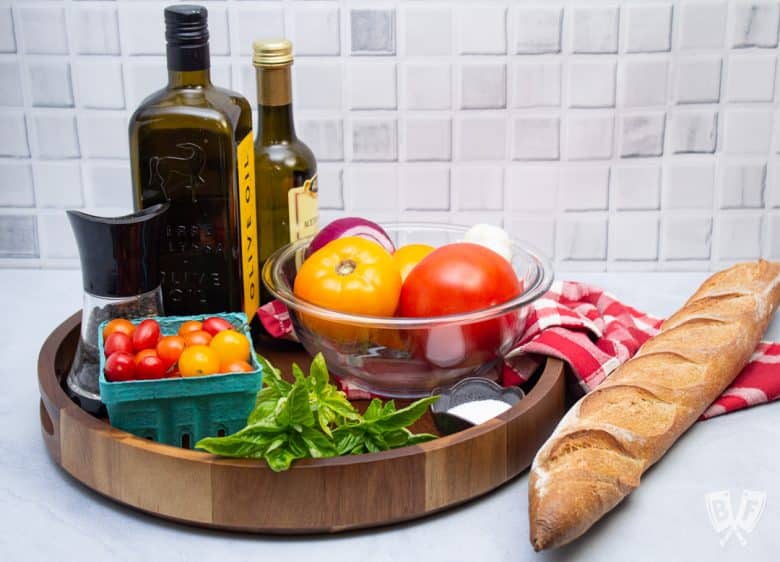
[{"left": 2, "top": 269, "right": 779, "bottom": 561}]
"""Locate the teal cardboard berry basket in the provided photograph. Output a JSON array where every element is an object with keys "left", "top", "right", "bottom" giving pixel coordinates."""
[{"left": 98, "top": 312, "right": 263, "bottom": 448}]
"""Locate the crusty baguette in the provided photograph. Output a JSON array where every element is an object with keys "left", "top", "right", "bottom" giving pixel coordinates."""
[{"left": 529, "top": 260, "right": 780, "bottom": 550}]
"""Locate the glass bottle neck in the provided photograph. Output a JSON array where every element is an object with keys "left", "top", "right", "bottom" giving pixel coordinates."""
[
  {"left": 168, "top": 68, "right": 211, "bottom": 88},
  {"left": 256, "top": 65, "right": 296, "bottom": 143}
]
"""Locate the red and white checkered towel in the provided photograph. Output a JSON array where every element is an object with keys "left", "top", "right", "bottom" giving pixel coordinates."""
[{"left": 258, "top": 281, "right": 780, "bottom": 420}]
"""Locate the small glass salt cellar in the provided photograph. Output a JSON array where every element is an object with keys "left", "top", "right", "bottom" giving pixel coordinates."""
[
  {"left": 66, "top": 203, "right": 169, "bottom": 415},
  {"left": 430, "top": 377, "right": 525, "bottom": 435}
]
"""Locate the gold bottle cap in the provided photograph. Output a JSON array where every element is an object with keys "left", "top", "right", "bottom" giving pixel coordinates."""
[{"left": 252, "top": 39, "right": 293, "bottom": 67}]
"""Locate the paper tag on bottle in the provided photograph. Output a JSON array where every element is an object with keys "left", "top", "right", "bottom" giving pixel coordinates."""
[
  {"left": 288, "top": 174, "right": 319, "bottom": 242},
  {"left": 236, "top": 133, "right": 260, "bottom": 321}
]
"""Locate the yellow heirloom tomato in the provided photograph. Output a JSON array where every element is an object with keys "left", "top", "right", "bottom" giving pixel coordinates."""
[
  {"left": 392, "top": 243, "right": 435, "bottom": 282},
  {"left": 294, "top": 236, "right": 402, "bottom": 316}
]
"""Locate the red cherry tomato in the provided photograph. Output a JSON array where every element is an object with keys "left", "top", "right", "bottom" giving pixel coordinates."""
[
  {"left": 133, "top": 348, "right": 158, "bottom": 365},
  {"left": 104, "top": 332, "right": 134, "bottom": 357},
  {"left": 136, "top": 355, "right": 168, "bottom": 380},
  {"left": 397, "top": 243, "right": 524, "bottom": 367},
  {"left": 156, "top": 335, "right": 186, "bottom": 369},
  {"left": 105, "top": 352, "right": 136, "bottom": 382},
  {"left": 132, "top": 319, "right": 161, "bottom": 352},
  {"left": 202, "top": 316, "right": 234, "bottom": 336}
]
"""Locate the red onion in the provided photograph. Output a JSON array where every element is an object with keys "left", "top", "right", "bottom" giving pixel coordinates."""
[{"left": 307, "top": 217, "right": 395, "bottom": 256}]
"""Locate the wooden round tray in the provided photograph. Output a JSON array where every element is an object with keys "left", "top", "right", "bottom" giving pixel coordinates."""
[{"left": 38, "top": 311, "right": 566, "bottom": 534}]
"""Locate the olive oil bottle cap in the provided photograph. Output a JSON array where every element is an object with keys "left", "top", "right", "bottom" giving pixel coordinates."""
[
  {"left": 253, "top": 39, "right": 293, "bottom": 67},
  {"left": 165, "top": 5, "right": 209, "bottom": 46}
]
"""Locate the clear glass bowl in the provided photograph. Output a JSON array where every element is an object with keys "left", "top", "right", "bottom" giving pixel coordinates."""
[{"left": 262, "top": 223, "right": 554, "bottom": 398}]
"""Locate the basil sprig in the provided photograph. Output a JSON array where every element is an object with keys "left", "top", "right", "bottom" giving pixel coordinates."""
[{"left": 196, "top": 353, "right": 438, "bottom": 471}]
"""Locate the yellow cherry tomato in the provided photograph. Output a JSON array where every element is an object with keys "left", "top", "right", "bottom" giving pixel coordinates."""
[
  {"left": 178, "top": 345, "right": 220, "bottom": 377},
  {"left": 209, "top": 329, "right": 251, "bottom": 364},
  {"left": 392, "top": 244, "right": 435, "bottom": 282},
  {"left": 294, "top": 237, "right": 402, "bottom": 316}
]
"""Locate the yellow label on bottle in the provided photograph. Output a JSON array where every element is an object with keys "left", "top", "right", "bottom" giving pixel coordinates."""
[
  {"left": 237, "top": 133, "right": 259, "bottom": 322},
  {"left": 288, "top": 174, "right": 319, "bottom": 241}
]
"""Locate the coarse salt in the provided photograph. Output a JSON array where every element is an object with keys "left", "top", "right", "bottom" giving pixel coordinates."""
[{"left": 447, "top": 399, "right": 512, "bottom": 425}]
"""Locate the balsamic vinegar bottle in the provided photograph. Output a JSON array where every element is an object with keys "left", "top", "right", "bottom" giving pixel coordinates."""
[
  {"left": 129, "top": 5, "right": 259, "bottom": 321},
  {"left": 253, "top": 39, "right": 319, "bottom": 303}
]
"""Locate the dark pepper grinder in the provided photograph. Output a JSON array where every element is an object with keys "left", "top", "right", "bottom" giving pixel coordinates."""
[{"left": 66, "top": 203, "right": 169, "bottom": 415}]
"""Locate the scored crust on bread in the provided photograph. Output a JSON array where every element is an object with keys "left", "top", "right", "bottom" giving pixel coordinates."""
[{"left": 528, "top": 260, "right": 780, "bottom": 551}]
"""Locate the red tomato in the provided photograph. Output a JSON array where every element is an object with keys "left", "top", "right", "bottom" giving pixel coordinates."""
[
  {"left": 133, "top": 348, "right": 158, "bottom": 365},
  {"left": 104, "top": 332, "right": 133, "bottom": 357},
  {"left": 202, "top": 316, "right": 234, "bottom": 336},
  {"left": 136, "top": 355, "right": 168, "bottom": 380},
  {"left": 132, "top": 319, "right": 161, "bottom": 351},
  {"left": 398, "top": 243, "right": 524, "bottom": 367},
  {"left": 105, "top": 352, "right": 136, "bottom": 382}
]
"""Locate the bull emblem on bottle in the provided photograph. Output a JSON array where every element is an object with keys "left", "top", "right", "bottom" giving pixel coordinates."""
[{"left": 148, "top": 142, "right": 206, "bottom": 203}]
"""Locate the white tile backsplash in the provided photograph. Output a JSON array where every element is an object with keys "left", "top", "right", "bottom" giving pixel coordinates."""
[
  {"left": 572, "top": 6, "right": 620, "bottom": 54},
  {"left": 560, "top": 166, "right": 609, "bottom": 211},
  {"left": 33, "top": 162, "right": 83, "bottom": 208},
  {"left": 453, "top": 167, "right": 503, "bottom": 211},
  {"left": 0, "top": 113, "right": 29, "bottom": 157},
  {"left": 506, "top": 166, "right": 558, "bottom": 211},
  {"left": 512, "top": 116, "right": 560, "bottom": 161},
  {"left": 347, "top": 61, "right": 397, "bottom": 110},
  {"left": 3, "top": 0, "right": 780, "bottom": 271},
  {"left": 402, "top": 5, "right": 451, "bottom": 56},
  {"left": 674, "top": 56, "right": 722, "bottom": 104},
  {"left": 402, "top": 117, "right": 451, "bottom": 162},
  {"left": 400, "top": 167, "right": 450, "bottom": 211},
  {"left": 679, "top": 2, "right": 727, "bottom": 50},
  {"left": 0, "top": 62, "right": 23, "bottom": 106},
  {"left": 613, "top": 165, "right": 661, "bottom": 210},
  {"left": 0, "top": 6, "right": 16, "bottom": 53},
  {"left": 664, "top": 162, "right": 716, "bottom": 209},
  {"left": 731, "top": 3, "right": 780, "bottom": 48},
  {"left": 72, "top": 6, "right": 121, "bottom": 56},
  {"left": 566, "top": 114, "right": 614, "bottom": 160},
  {"left": 18, "top": 6, "right": 68, "bottom": 55},
  {"left": 0, "top": 161, "right": 34, "bottom": 207},
  {"left": 726, "top": 54, "right": 776, "bottom": 102},
  {"left": 624, "top": 4, "right": 672, "bottom": 53},
  {"left": 292, "top": 4, "right": 340, "bottom": 56},
  {"left": 513, "top": 6, "right": 562, "bottom": 54},
  {"left": 27, "top": 61, "right": 74, "bottom": 108},
  {"left": 458, "top": 5, "right": 506, "bottom": 55},
  {"left": 621, "top": 59, "right": 668, "bottom": 108},
  {"left": 568, "top": 60, "right": 616, "bottom": 108},
  {"left": 724, "top": 109, "right": 773, "bottom": 154},
  {"left": 670, "top": 110, "right": 718, "bottom": 154},
  {"left": 511, "top": 61, "right": 561, "bottom": 108},
  {"left": 459, "top": 63, "right": 506, "bottom": 110}
]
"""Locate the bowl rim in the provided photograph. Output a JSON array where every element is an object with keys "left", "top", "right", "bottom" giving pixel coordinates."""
[{"left": 262, "top": 222, "right": 554, "bottom": 329}]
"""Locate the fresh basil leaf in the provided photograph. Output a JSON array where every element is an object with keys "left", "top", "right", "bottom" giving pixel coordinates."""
[
  {"left": 405, "top": 432, "right": 438, "bottom": 445},
  {"left": 322, "top": 393, "right": 360, "bottom": 420},
  {"left": 310, "top": 353, "right": 330, "bottom": 393},
  {"left": 279, "top": 381, "right": 314, "bottom": 428},
  {"left": 266, "top": 447, "right": 301, "bottom": 472},
  {"left": 300, "top": 427, "right": 337, "bottom": 458},
  {"left": 288, "top": 432, "right": 309, "bottom": 458},
  {"left": 382, "top": 400, "right": 396, "bottom": 416},
  {"left": 292, "top": 363, "right": 306, "bottom": 383},
  {"left": 363, "top": 398, "right": 383, "bottom": 421},
  {"left": 375, "top": 395, "right": 439, "bottom": 431}
]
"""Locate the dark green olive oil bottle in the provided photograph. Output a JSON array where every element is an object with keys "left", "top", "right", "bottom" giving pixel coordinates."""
[
  {"left": 253, "top": 39, "right": 319, "bottom": 303},
  {"left": 129, "top": 5, "right": 259, "bottom": 321}
]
